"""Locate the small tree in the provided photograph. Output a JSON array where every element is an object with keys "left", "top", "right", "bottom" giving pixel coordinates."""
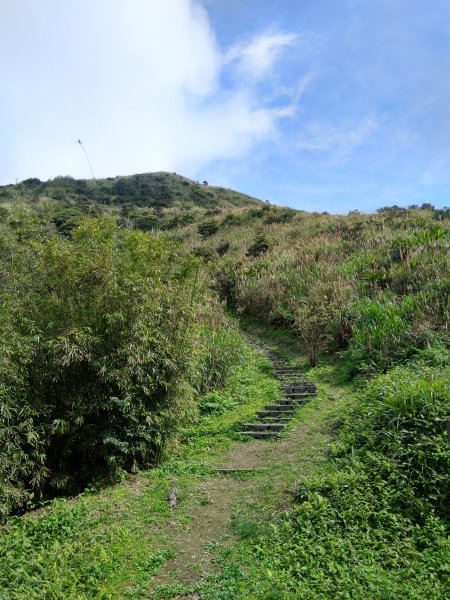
[
  {"left": 198, "top": 219, "right": 219, "bottom": 238},
  {"left": 246, "top": 234, "right": 271, "bottom": 257}
]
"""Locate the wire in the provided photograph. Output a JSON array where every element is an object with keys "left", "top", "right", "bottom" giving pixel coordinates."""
[{"left": 77, "top": 139, "right": 96, "bottom": 180}]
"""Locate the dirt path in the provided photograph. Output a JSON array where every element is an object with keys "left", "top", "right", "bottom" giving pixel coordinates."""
[
  {"left": 147, "top": 330, "right": 347, "bottom": 598},
  {"left": 149, "top": 415, "right": 335, "bottom": 597},
  {"left": 151, "top": 476, "right": 245, "bottom": 589}
]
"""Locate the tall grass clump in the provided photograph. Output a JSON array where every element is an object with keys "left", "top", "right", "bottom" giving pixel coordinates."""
[
  {"left": 194, "top": 303, "right": 246, "bottom": 396},
  {"left": 290, "top": 265, "right": 356, "bottom": 366},
  {"left": 341, "top": 296, "right": 419, "bottom": 373},
  {"left": 0, "top": 217, "right": 241, "bottom": 520}
]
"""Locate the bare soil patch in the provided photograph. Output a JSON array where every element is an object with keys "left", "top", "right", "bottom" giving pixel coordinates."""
[{"left": 151, "top": 477, "right": 247, "bottom": 590}]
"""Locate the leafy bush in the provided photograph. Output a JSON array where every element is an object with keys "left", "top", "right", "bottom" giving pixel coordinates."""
[
  {"left": 0, "top": 218, "right": 204, "bottom": 519},
  {"left": 198, "top": 219, "right": 219, "bottom": 238},
  {"left": 341, "top": 296, "right": 419, "bottom": 373},
  {"left": 334, "top": 363, "right": 450, "bottom": 517},
  {"left": 214, "top": 262, "right": 241, "bottom": 308},
  {"left": 194, "top": 308, "right": 246, "bottom": 397},
  {"left": 216, "top": 241, "right": 230, "bottom": 256},
  {"left": 263, "top": 207, "right": 296, "bottom": 224},
  {"left": 246, "top": 234, "right": 271, "bottom": 257}
]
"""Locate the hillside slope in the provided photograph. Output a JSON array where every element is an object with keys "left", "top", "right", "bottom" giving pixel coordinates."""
[
  {"left": 0, "top": 172, "right": 262, "bottom": 209},
  {"left": 0, "top": 172, "right": 262, "bottom": 234},
  {"left": 0, "top": 172, "right": 448, "bottom": 598},
  {"left": 178, "top": 203, "right": 449, "bottom": 365}
]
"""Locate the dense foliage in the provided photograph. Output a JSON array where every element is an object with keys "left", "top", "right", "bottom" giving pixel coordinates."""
[
  {"left": 0, "top": 347, "right": 276, "bottom": 599},
  {"left": 169, "top": 202, "right": 449, "bottom": 369},
  {"left": 1, "top": 172, "right": 449, "bottom": 597},
  {"left": 0, "top": 213, "right": 243, "bottom": 520},
  {"left": 0, "top": 173, "right": 260, "bottom": 236},
  {"left": 199, "top": 362, "right": 449, "bottom": 599}
]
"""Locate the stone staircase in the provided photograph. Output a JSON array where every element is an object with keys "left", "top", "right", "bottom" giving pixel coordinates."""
[{"left": 239, "top": 358, "right": 317, "bottom": 439}]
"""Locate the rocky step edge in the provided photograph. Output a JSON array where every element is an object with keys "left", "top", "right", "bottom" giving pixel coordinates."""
[
  {"left": 239, "top": 356, "right": 316, "bottom": 439},
  {"left": 240, "top": 396, "right": 315, "bottom": 436}
]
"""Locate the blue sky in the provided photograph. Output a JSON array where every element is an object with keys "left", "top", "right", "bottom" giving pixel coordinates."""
[{"left": 1, "top": 0, "right": 449, "bottom": 212}]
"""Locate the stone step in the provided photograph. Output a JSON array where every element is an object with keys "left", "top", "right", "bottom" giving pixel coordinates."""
[
  {"left": 276, "top": 399, "right": 309, "bottom": 407},
  {"left": 275, "top": 371, "right": 304, "bottom": 376},
  {"left": 281, "top": 381, "right": 308, "bottom": 385},
  {"left": 276, "top": 374, "right": 304, "bottom": 380},
  {"left": 257, "top": 410, "right": 295, "bottom": 418},
  {"left": 265, "top": 403, "right": 298, "bottom": 411},
  {"left": 283, "top": 385, "right": 317, "bottom": 394},
  {"left": 242, "top": 423, "right": 287, "bottom": 431},
  {"left": 237, "top": 355, "right": 317, "bottom": 441},
  {"left": 281, "top": 398, "right": 309, "bottom": 405},
  {"left": 258, "top": 416, "right": 292, "bottom": 423},
  {"left": 239, "top": 431, "right": 280, "bottom": 439}
]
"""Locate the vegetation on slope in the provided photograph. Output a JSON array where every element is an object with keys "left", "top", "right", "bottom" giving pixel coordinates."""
[
  {"left": 177, "top": 202, "right": 449, "bottom": 368},
  {"left": 0, "top": 345, "right": 280, "bottom": 599},
  {"left": 0, "top": 172, "right": 449, "bottom": 597},
  {"left": 0, "top": 211, "right": 245, "bottom": 520},
  {"left": 0, "top": 172, "right": 261, "bottom": 236},
  {"left": 198, "top": 351, "right": 449, "bottom": 599}
]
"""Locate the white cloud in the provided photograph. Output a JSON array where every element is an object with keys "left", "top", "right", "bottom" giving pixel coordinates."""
[
  {"left": 0, "top": 1, "right": 304, "bottom": 183},
  {"left": 224, "top": 31, "right": 298, "bottom": 81},
  {"left": 296, "top": 116, "right": 379, "bottom": 155}
]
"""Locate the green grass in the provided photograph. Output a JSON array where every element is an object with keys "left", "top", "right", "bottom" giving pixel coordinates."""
[
  {"left": 192, "top": 334, "right": 450, "bottom": 599},
  {"left": 1, "top": 323, "right": 447, "bottom": 599},
  {"left": 0, "top": 345, "right": 280, "bottom": 599},
  {"left": 150, "top": 322, "right": 358, "bottom": 598}
]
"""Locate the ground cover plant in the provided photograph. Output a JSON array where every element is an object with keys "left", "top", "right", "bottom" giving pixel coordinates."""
[
  {"left": 196, "top": 359, "right": 449, "bottom": 599},
  {"left": 0, "top": 173, "right": 449, "bottom": 598}
]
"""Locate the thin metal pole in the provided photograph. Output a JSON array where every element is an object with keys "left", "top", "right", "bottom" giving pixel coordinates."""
[{"left": 77, "top": 139, "right": 96, "bottom": 180}]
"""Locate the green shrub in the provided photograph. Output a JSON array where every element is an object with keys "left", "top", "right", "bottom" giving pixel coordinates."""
[
  {"left": 194, "top": 307, "right": 246, "bottom": 397},
  {"left": 246, "top": 234, "right": 271, "bottom": 257},
  {"left": 198, "top": 219, "right": 219, "bottom": 238},
  {"left": 214, "top": 262, "right": 240, "bottom": 308},
  {"left": 335, "top": 364, "right": 450, "bottom": 517},
  {"left": 0, "top": 218, "right": 202, "bottom": 518},
  {"left": 216, "top": 241, "right": 230, "bottom": 256},
  {"left": 341, "top": 296, "right": 419, "bottom": 373}
]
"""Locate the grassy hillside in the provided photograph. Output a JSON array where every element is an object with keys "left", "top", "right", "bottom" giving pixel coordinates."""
[
  {"left": 0, "top": 324, "right": 447, "bottom": 598},
  {"left": 0, "top": 172, "right": 261, "bottom": 235},
  {"left": 171, "top": 201, "right": 449, "bottom": 369},
  {"left": 0, "top": 172, "right": 448, "bottom": 598}
]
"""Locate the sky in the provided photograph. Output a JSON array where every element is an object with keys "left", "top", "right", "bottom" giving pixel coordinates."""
[{"left": 1, "top": 0, "right": 449, "bottom": 213}]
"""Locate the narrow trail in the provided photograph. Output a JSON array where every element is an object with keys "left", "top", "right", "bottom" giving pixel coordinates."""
[
  {"left": 147, "top": 336, "right": 341, "bottom": 598},
  {"left": 238, "top": 359, "right": 317, "bottom": 440}
]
